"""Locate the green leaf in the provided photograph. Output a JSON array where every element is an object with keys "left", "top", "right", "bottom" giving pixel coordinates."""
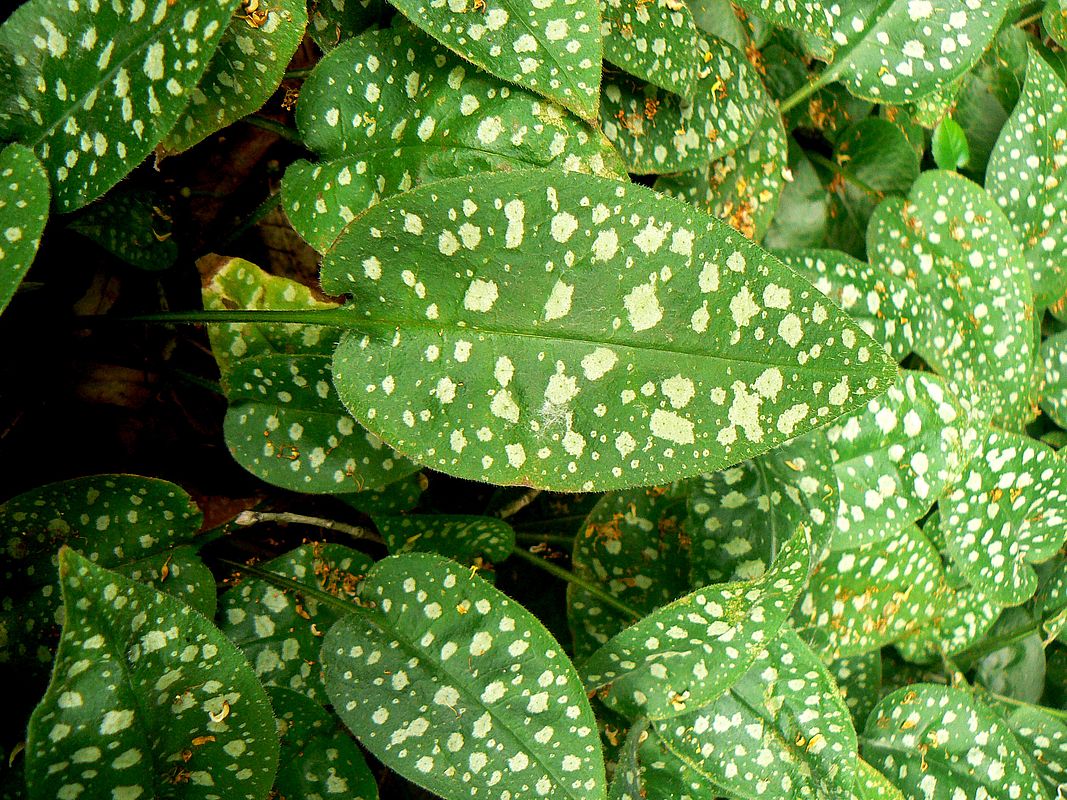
[
  {"left": 931, "top": 118, "right": 970, "bottom": 170},
  {"left": 602, "top": 0, "right": 700, "bottom": 96},
  {"left": 0, "top": 143, "right": 48, "bottom": 315},
  {"left": 995, "top": 702, "right": 1067, "bottom": 798},
  {"left": 68, "top": 190, "right": 176, "bottom": 271},
  {"left": 270, "top": 686, "right": 379, "bottom": 800},
  {"left": 322, "top": 552, "right": 606, "bottom": 800},
  {"left": 862, "top": 684, "right": 1051, "bottom": 800},
  {"left": 307, "top": 0, "right": 385, "bottom": 51},
  {"left": 829, "top": 652, "right": 883, "bottom": 731},
  {"left": 866, "top": 171, "right": 1036, "bottom": 428},
  {"left": 581, "top": 524, "right": 812, "bottom": 720},
  {"left": 731, "top": 0, "right": 835, "bottom": 37},
  {"left": 26, "top": 548, "right": 279, "bottom": 800},
  {"left": 599, "top": 36, "right": 766, "bottom": 174},
  {"left": 283, "top": 26, "right": 624, "bottom": 252},
  {"left": 384, "top": 0, "right": 603, "bottom": 119},
  {"left": 568, "top": 484, "right": 692, "bottom": 660},
  {"left": 649, "top": 628, "right": 858, "bottom": 799},
  {"left": 796, "top": 524, "right": 946, "bottom": 658},
  {"left": 852, "top": 758, "right": 905, "bottom": 799},
  {"left": 654, "top": 96, "right": 787, "bottom": 241},
  {"left": 940, "top": 429, "right": 1067, "bottom": 607},
  {"left": 0, "top": 0, "right": 242, "bottom": 211},
  {"left": 160, "top": 0, "right": 308, "bottom": 154},
  {"left": 1039, "top": 328, "right": 1067, "bottom": 429},
  {"left": 825, "top": 0, "right": 1011, "bottom": 105},
  {"left": 688, "top": 0, "right": 750, "bottom": 50},
  {"left": 339, "top": 471, "right": 427, "bottom": 516},
  {"left": 974, "top": 609, "right": 1045, "bottom": 704},
  {"left": 219, "top": 542, "right": 372, "bottom": 703},
  {"left": 1046, "top": 0, "right": 1067, "bottom": 49},
  {"left": 374, "top": 514, "right": 516, "bottom": 564},
  {"left": 985, "top": 47, "right": 1067, "bottom": 309},
  {"left": 1035, "top": 557, "right": 1067, "bottom": 643},
  {"left": 607, "top": 719, "right": 648, "bottom": 800},
  {"left": 763, "top": 146, "right": 830, "bottom": 249},
  {"left": 323, "top": 169, "right": 898, "bottom": 492}
]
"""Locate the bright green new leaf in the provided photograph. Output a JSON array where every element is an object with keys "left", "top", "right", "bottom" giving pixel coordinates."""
[
  {"left": 219, "top": 542, "right": 372, "bottom": 703},
  {"left": 866, "top": 171, "right": 1035, "bottom": 427},
  {"left": 322, "top": 552, "right": 606, "bottom": 800},
  {"left": 941, "top": 429, "right": 1067, "bottom": 607},
  {"left": 384, "top": 0, "right": 603, "bottom": 119},
  {"left": 829, "top": 652, "right": 882, "bottom": 730},
  {"left": 655, "top": 96, "right": 788, "bottom": 241},
  {"left": 581, "top": 525, "right": 811, "bottom": 720},
  {"left": 284, "top": 26, "right": 624, "bottom": 252},
  {"left": 602, "top": 0, "right": 700, "bottom": 96},
  {"left": 650, "top": 629, "right": 858, "bottom": 799},
  {"left": 599, "top": 37, "right": 766, "bottom": 174},
  {"left": 0, "top": 0, "right": 242, "bottom": 211},
  {"left": 307, "top": 0, "right": 384, "bottom": 51},
  {"left": 0, "top": 143, "right": 48, "bottom": 316},
  {"left": 568, "top": 484, "right": 692, "bottom": 660},
  {"left": 796, "top": 524, "right": 945, "bottom": 658},
  {"left": 995, "top": 702, "right": 1067, "bottom": 797},
  {"left": 1040, "top": 330, "right": 1067, "bottom": 429},
  {"left": 161, "top": 0, "right": 308, "bottom": 154},
  {"left": 323, "top": 169, "right": 898, "bottom": 492},
  {"left": 374, "top": 513, "right": 516, "bottom": 564},
  {"left": 270, "top": 686, "right": 379, "bottom": 800},
  {"left": 68, "top": 190, "right": 176, "bottom": 271},
  {"left": 985, "top": 47, "right": 1067, "bottom": 308},
  {"left": 25, "top": 548, "right": 279, "bottom": 800},
  {"left": 931, "top": 118, "right": 970, "bottom": 170},
  {"left": 862, "top": 685, "right": 1050, "bottom": 800}
]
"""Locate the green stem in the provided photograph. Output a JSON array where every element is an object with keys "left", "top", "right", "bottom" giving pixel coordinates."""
[
  {"left": 509, "top": 546, "right": 642, "bottom": 621},
  {"left": 219, "top": 193, "right": 283, "bottom": 249},
  {"left": 778, "top": 67, "right": 840, "bottom": 115},
  {"left": 496, "top": 488, "right": 542, "bottom": 519},
  {"left": 806, "top": 151, "right": 883, "bottom": 197},
  {"left": 216, "top": 557, "right": 359, "bottom": 615},
  {"left": 234, "top": 510, "right": 385, "bottom": 544},
  {"left": 132, "top": 308, "right": 354, "bottom": 326},
  {"left": 283, "top": 67, "right": 314, "bottom": 80},
  {"left": 984, "top": 690, "right": 1067, "bottom": 721},
  {"left": 243, "top": 116, "right": 302, "bottom": 143},
  {"left": 514, "top": 532, "right": 576, "bottom": 547},
  {"left": 1014, "top": 10, "right": 1044, "bottom": 27},
  {"left": 956, "top": 623, "right": 1040, "bottom": 666}
]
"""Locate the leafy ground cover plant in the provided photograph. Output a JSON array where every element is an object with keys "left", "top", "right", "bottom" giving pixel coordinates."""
[{"left": 0, "top": 0, "right": 1066, "bottom": 798}]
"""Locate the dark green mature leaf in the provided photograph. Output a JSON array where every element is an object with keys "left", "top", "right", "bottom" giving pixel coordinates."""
[
  {"left": 688, "top": 0, "right": 749, "bottom": 50},
  {"left": 1041, "top": 330, "right": 1067, "bottom": 429},
  {"left": 763, "top": 146, "right": 830, "bottom": 249},
  {"left": 307, "top": 0, "right": 385, "bottom": 51},
  {"left": 323, "top": 552, "right": 606, "bottom": 800},
  {"left": 0, "top": 143, "right": 48, "bottom": 315},
  {"left": 581, "top": 524, "right": 811, "bottom": 720},
  {"left": 68, "top": 190, "right": 176, "bottom": 271},
  {"left": 599, "top": 37, "right": 766, "bottom": 174},
  {"left": 985, "top": 47, "right": 1067, "bottom": 309},
  {"left": 941, "top": 429, "right": 1067, "bottom": 607},
  {"left": 829, "top": 652, "right": 882, "bottom": 730},
  {"left": 219, "top": 542, "right": 372, "bottom": 703},
  {"left": 602, "top": 0, "right": 700, "bottom": 96},
  {"left": 796, "top": 524, "right": 945, "bottom": 658},
  {"left": 649, "top": 629, "right": 858, "bottom": 799},
  {"left": 975, "top": 609, "right": 1045, "bottom": 704},
  {"left": 862, "top": 685, "right": 1051, "bottom": 800},
  {"left": 655, "top": 95, "right": 788, "bottom": 241},
  {"left": 161, "top": 0, "right": 308, "bottom": 154},
  {"left": 374, "top": 514, "right": 515, "bottom": 564},
  {"left": 0, "top": 0, "right": 241, "bottom": 211},
  {"left": 26, "top": 548, "right": 279, "bottom": 800},
  {"left": 995, "top": 702, "right": 1067, "bottom": 797},
  {"left": 324, "top": 169, "right": 897, "bottom": 492},
  {"left": 866, "top": 171, "right": 1036, "bottom": 428},
  {"left": 567, "top": 484, "right": 691, "bottom": 660},
  {"left": 285, "top": 26, "right": 624, "bottom": 252},
  {"left": 384, "top": 0, "right": 603, "bottom": 119},
  {"left": 931, "top": 118, "right": 970, "bottom": 170},
  {"left": 270, "top": 686, "right": 379, "bottom": 800}
]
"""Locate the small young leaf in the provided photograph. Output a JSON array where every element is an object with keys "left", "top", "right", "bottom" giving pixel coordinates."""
[
  {"left": 0, "top": 143, "right": 48, "bottom": 315},
  {"left": 0, "top": 0, "right": 242, "bottom": 211},
  {"left": 374, "top": 514, "right": 516, "bottom": 564},
  {"left": 602, "top": 0, "right": 701, "bottom": 97},
  {"left": 322, "top": 552, "right": 606, "bottom": 800},
  {"left": 931, "top": 118, "right": 970, "bottom": 170},
  {"left": 324, "top": 169, "right": 898, "bottom": 492},
  {"left": 68, "top": 190, "right": 177, "bottom": 271},
  {"left": 25, "top": 548, "right": 279, "bottom": 800}
]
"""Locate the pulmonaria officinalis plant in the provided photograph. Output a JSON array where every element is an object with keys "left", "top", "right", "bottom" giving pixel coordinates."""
[{"left": 1, "top": 0, "right": 1067, "bottom": 797}]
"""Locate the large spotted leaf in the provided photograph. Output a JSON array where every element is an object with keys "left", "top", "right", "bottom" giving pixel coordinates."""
[
  {"left": 940, "top": 429, "right": 1067, "bottom": 607},
  {"left": 581, "top": 525, "right": 812, "bottom": 720},
  {"left": 862, "top": 685, "right": 1051, "bottom": 800},
  {"left": 284, "top": 26, "right": 624, "bottom": 252},
  {"left": 374, "top": 513, "right": 516, "bottom": 564},
  {"left": 0, "top": 143, "right": 48, "bottom": 315},
  {"left": 219, "top": 542, "right": 372, "bottom": 703},
  {"left": 826, "top": 371, "right": 972, "bottom": 548},
  {"left": 384, "top": 0, "right": 603, "bottom": 119},
  {"left": 161, "top": 0, "right": 308, "bottom": 154},
  {"left": 994, "top": 702, "right": 1067, "bottom": 797},
  {"left": 830, "top": 652, "right": 882, "bottom": 730},
  {"left": 323, "top": 169, "right": 897, "bottom": 492},
  {"left": 649, "top": 629, "right": 858, "bottom": 799},
  {"left": 601, "top": 0, "right": 700, "bottom": 96},
  {"left": 795, "top": 524, "right": 946, "bottom": 658},
  {"left": 599, "top": 37, "right": 766, "bottom": 175},
  {"left": 985, "top": 47, "right": 1067, "bottom": 309},
  {"left": 0, "top": 0, "right": 241, "bottom": 211},
  {"left": 866, "top": 171, "right": 1035, "bottom": 427},
  {"left": 567, "top": 484, "right": 692, "bottom": 660},
  {"left": 322, "top": 552, "right": 606, "bottom": 800},
  {"left": 25, "top": 549, "right": 279, "bottom": 800},
  {"left": 1041, "top": 330, "right": 1067, "bottom": 429},
  {"left": 852, "top": 759, "right": 905, "bottom": 799},
  {"left": 823, "top": 0, "right": 1010, "bottom": 105}
]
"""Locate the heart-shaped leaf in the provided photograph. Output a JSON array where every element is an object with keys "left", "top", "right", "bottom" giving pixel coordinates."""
[
  {"left": 375, "top": 514, "right": 516, "bottom": 564},
  {"left": 25, "top": 548, "right": 279, "bottom": 800},
  {"left": 322, "top": 552, "right": 606, "bottom": 800},
  {"left": 602, "top": 0, "right": 701, "bottom": 96},
  {"left": 323, "top": 169, "right": 898, "bottom": 492},
  {"left": 0, "top": 143, "right": 48, "bottom": 315}
]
